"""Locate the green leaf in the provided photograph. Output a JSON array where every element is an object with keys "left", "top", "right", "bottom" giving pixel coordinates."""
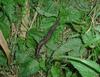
[
  {"left": 66, "top": 7, "right": 82, "bottom": 22},
  {"left": 0, "top": 50, "right": 7, "bottom": 65},
  {"left": 53, "top": 38, "right": 85, "bottom": 57},
  {"left": 95, "top": 25, "right": 100, "bottom": 32},
  {"left": 0, "top": 20, "right": 10, "bottom": 39},
  {"left": 2, "top": 0, "right": 15, "bottom": 22},
  {"left": 51, "top": 65, "right": 61, "bottom": 77},
  {"left": 39, "top": 56, "right": 47, "bottom": 71},
  {"left": 82, "top": 30, "right": 94, "bottom": 44},
  {"left": 60, "top": 6, "right": 83, "bottom": 23},
  {"left": 70, "top": 60, "right": 100, "bottom": 77},
  {"left": 15, "top": 0, "right": 25, "bottom": 4},
  {"left": 36, "top": 0, "right": 59, "bottom": 17},
  {"left": 19, "top": 59, "right": 40, "bottom": 77},
  {"left": 28, "top": 28, "right": 44, "bottom": 43},
  {"left": 82, "top": 30, "right": 100, "bottom": 48},
  {"left": 36, "top": 7, "right": 58, "bottom": 17},
  {"left": 59, "top": 56, "right": 100, "bottom": 77},
  {"left": 40, "top": 17, "right": 56, "bottom": 30},
  {"left": 65, "top": 69, "right": 73, "bottom": 77},
  {"left": 75, "top": 0, "right": 91, "bottom": 12}
]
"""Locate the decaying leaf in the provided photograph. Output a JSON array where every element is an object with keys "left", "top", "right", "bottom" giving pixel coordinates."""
[{"left": 0, "top": 30, "right": 12, "bottom": 64}]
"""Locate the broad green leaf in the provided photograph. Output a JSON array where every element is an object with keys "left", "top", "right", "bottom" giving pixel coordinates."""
[
  {"left": 53, "top": 38, "right": 85, "bottom": 57},
  {"left": 82, "top": 30, "right": 94, "bottom": 44},
  {"left": 19, "top": 59, "right": 40, "bottom": 77},
  {"left": 95, "top": 25, "right": 100, "bottom": 32},
  {"left": 39, "top": 56, "right": 47, "bottom": 71},
  {"left": 26, "top": 36, "right": 37, "bottom": 49},
  {"left": 67, "top": 7, "right": 81, "bottom": 22},
  {"left": 16, "top": 52, "right": 30, "bottom": 64},
  {"left": 70, "top": 60, "right": 100, "bottom": 77},
  {"left": 58, "top": 56, "right": 100, "bottom": 77},
  {"left": 64, "top": 6, "right": 83, "bottom": 23},
  {"left": 60, "top": 6, "right": 82, "bottom": 24},
  {"left": 36, "top": 6, "right": 58, "bottom": 17},
  {"left": 28, "top": 28, "right": 44, "bottom": 43},
  {"left": 2, "top": 0, "right": 15, "bottom": 22},
  {"left": 0, "top": 21, "right": 10, "bottom": 39},
  {"left": 82, "top": 30, "right": 100, "bottom": 48},
  {"left": 36, "top": 0, "right": 59, "bottom": 17},
  {"left": 75, "top": 0, "right": 91, "bottom": 11},
  {"left": 39, "top": 17, "right": 56, "bottom": 30},
  {"left": 0, "top": 50, "right": 7, "bottom": 65},
  {"left": 71, "top": 21, "right": 89, "bottom": 33},
  {"left": 14, "top": 0, "right": 25, "bottom": 4},
  {"left": 65, "top": 69, "right": 73, "bottom": 77},
  {"left": 51, "top": 65, "right": 61, "bottom": 77}
]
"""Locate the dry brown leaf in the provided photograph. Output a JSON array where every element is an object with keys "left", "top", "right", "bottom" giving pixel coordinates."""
[{"left": 0, "top": 30, "right": 12, "bottom": 64}]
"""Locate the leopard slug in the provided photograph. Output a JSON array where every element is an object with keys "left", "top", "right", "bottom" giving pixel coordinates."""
[{"left": 35, "top": 17, "right": 60, "bottom": 57}]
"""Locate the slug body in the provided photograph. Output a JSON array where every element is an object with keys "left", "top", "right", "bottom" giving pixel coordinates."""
[{"left": 35, "top": 17, "right": 60, "bottom": 57}]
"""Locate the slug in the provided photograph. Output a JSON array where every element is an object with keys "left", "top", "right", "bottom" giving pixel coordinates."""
[{"left": 35, "top": 17, "right": 60, "bottom": 57}]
